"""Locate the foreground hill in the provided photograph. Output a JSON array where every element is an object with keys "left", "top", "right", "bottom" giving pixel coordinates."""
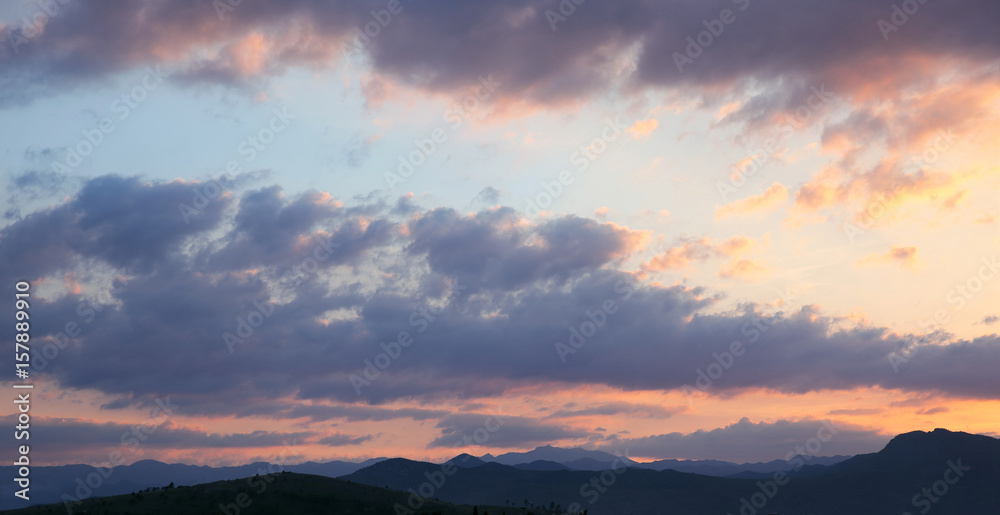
[
  {"left": 0, "top": 472, "right": 509, "bottom": 515},
  {"left": 345, "top": 458, "right": 753, "bottom": 514},
  {"left": 773, "top": 428, "right": 1000, "bottom": 513}
]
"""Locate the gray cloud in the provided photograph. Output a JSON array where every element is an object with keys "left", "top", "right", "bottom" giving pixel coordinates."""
[
  {"left": 473, "top": 186, "right": 501, "bottom": 206},
  {"left": 407, "top": 207, "right": 643, "bottom": 292},
  {"left": 317, "top": 432, "right": 374, "bottom": 446},
  {"left": 1, "top": 0, "right": 996, "bottom": 116},
  {"left": 3, "top": 175, "right": 1000, "bottom": 419},
  {"left": 428, "top": 413, "right": 589, "bottom": 449},
  {"left": 0, "top": 415, "right": 314, "bottom": 463},
  {"left": 549, "top": 402, "right": 686, "bottom": 419}
]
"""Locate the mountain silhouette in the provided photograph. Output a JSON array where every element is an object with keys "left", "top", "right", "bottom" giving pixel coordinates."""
[
  {"left": 344, "top": 428, "right": 1000, "bottom": 514},
  {"left": 3, "top": 429, "right": 997, "bottom": 514}
]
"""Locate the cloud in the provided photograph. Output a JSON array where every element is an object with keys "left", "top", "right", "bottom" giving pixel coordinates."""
[
  {"left": 858, "top": 246, "right": 921, "bottom": 271},
  {"left": 427, "top": 413, "right": 589, "bottom": 449},
  {"left": 548, "top": 402, "right": 686, "bottom": 419},
  {"left": 981, "top": 315, "right": 999, "bottom": 325},
  {"left": 207, "top": 185, "right": 395, "bottom": 272},
  {"left": 281, "top": 404, "right": 449, "bottom": 423},
  {"left": 474, "top": 186, "right": 501, "bottom": 206},
  {"left": 827, "top": 408, "right": 884, "bottom": 416},
  {"left": 407, "top": 208, "right": 647, "bottom": 292},
  {"left": 317, "top": 432, "right": 374, "bottom": 446},
  {"left": 916, "top": 406, "right": 950, "bottom": 415},
  {"left": 642, "top": 235, "right": 754, "bottom": 272},
  {"left": 5, "top": 168, "right": 83, "bottom": 207},
  {"left": 0, "top": 174, "right": 229, "bottom": 287},
  {"left": 718, "top": 258, "right": 768, "bottom": 281},
  {"left": 789, "top": 121, "right": 991, "bottom": 227},
  {"left": 628, "top": 118, "right": 659, "bottom": 139},
  {"left": 0, "top": 415, "right": 313, "bottom": 464},
  {"left": 5, "top": 175, "right": 1000, "bottom": 418},
  {"left": 2, "top": 0, "right": 995, "bottom": 124},
  {"left": 596, "top": 417, "right": 890, "bottom": 463},
  {"left": 974, "top": 214, "right": 997, "bottom": 225},
  {"left": 715, "top": 182, "right": 789, "bottom": 219}
]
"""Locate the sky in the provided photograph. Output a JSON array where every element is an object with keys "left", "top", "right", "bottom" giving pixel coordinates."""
[{"left": 0, "top": 0, "right": 998, "bottom": 467}]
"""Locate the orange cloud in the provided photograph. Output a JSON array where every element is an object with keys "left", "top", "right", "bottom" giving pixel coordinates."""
[
  {"left": 628, "top": 118, "right": 659, "bottom": 139},
  {"left": 715, "top": 182, "right": 789, "bottom": 219},
  {"left": 718, "top": 258, "right": 768, "bottom": 281},
  {"left": 788, "top": 142, "right": 976, "bottom": 229},
  {"left": 642, "top": 236, "right": 754, "bottom": 272},
  {"left": 974, "top": 213, "right": 997, "bottom": 225},
  {"left": 63, "top": 273, "right": 82, "bottom": 295},
  {"left": 729, "top": 154, "right": 766, "bottom": 182},
  {"left": 716, "top": 236, "right": 755, "bottom": 256},
  {"left": 858, "top": 246, "right": 922, "bottom": 271},
  {"left": 780, "top": 59, "right": 1000, "bottom": 231},
  {"left": 227, "top": 33, "right": 269, "bottom": 75}
]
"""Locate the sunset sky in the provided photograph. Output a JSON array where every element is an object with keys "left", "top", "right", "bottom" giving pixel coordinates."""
[{"left": 1, "top": 0, "right": 999, "bottom": 468}]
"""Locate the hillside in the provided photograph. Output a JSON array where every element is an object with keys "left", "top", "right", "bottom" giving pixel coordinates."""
[
  {"left": 0, "top": 472, "right": 510, "bottom": 515},
  {"left": 344, "top": 457, "right": 753, "bottom": 514},
  {"left": 0, "top": 458, "right": 384, "bottom": 507}
]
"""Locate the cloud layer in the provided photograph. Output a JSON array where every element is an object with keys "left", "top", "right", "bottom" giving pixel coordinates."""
[
  {"left": 3, "top": 0, "right": 997, "bottom": 117},
  {"left": 3, "top": 175, "right": 999, "bottom": 421}
]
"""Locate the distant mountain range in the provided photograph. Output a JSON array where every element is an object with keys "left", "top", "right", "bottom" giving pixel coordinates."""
[
  {"left": 0, "top": 442, "right": 845, "bottom": 508},
  {"left": 477, "top": 444, "right": 851, "bottom": 476},
  {"left": 3, "top": 428, "right": 998, "bottom": 514}
]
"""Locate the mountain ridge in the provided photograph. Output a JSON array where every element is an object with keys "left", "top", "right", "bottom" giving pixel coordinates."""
[{"left": 3, "top": 428, "right": 997, "bottom": 513}]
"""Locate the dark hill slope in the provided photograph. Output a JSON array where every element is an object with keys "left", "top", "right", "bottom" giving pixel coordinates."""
[{"left": 0, "top": 472, "right": 508, "bottom": 515}]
